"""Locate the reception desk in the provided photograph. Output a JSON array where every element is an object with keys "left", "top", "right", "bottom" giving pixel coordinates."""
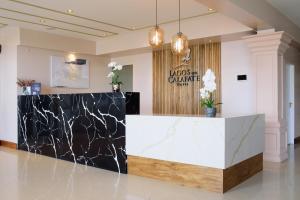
[
  {"left": 18, "top": 93, "right": 264, "bottom": 193},
  {"left": 126, "top": 114, "right": 265, "bottom": 193},
  {"left": 18, "top": 92, "right": 140, "bottom": 174}
]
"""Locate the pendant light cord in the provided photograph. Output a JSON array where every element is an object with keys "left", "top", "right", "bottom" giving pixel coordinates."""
[
  {"left": 179, "top": 0, "right": 181, "bottom": 33},
  {"left": 156, "top": 0, "right": 158, "bottom": 26}
]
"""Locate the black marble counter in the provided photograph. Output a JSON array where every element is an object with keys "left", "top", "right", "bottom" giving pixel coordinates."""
[{"left": 18, "top": 92, "right": 139, "bottom": 174}]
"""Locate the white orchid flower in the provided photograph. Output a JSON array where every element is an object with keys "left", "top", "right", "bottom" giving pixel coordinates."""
[
  {"left": 200, "top": 69, "right": 220, "bottom": 110},
  {"left": 200, "top": 88, "right": 209, "bottom": 99},
  {"left": 204, "top": 81, "right": 216, "bottom": 92},
  {"left": 202, "top": 69, "right": 217, "bottom": 92},
  {"left": 108, "top": 62, "right": 117, "bottom": 68},
  {"left": 202, "top": 69, "right": 216, "bottom": 83},
  {"left": 114, "top": 64, "right": 123, "bottom": 71},
  {"left": 107, "top": 72, "right": 115, "bottom": 78}
]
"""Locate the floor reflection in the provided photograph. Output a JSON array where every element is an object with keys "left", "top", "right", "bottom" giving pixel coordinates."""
[{"left": 0, "top": 146, "right": 299, "bottom": 200}]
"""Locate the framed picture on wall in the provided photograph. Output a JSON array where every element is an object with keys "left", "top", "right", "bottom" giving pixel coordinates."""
[{"left": 50, "top": 56, "right": 90, "bottom": 88}]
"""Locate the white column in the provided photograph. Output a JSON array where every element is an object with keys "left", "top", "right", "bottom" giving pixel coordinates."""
[{"left": 243, "top": 31, "right": 293, "bottom": 162}]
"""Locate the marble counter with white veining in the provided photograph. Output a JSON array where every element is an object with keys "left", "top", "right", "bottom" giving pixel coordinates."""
[
  {"left": 18, "top": 92, "right": 140, "bottom": 174},
  {"left": 126, "top": 114, "right": 265, "bottom": 169}
]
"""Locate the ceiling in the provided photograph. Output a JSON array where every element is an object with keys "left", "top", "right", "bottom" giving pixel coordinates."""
[
  {"left": 0, "top": 21, "right": 7, "bottom": 28},
  {"left": 0, "top": 0, "right": 214, "bottom": 41},
  {"left": 266, "top": 0, "right": 300, "bottom": 28}
]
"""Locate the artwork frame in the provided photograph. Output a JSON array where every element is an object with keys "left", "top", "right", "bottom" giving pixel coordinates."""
[{"left": 50, "top": 56, "right": 90, "bottom": 88}]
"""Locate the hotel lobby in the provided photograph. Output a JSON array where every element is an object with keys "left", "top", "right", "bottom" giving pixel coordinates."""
[{"left": 0, "top": 0, "right": 300, "bottom": 199}]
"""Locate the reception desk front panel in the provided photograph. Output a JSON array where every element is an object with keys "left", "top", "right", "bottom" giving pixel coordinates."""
[
  {"left": 18, "top": 92, "right": 139, "bottom": 173},
  {"left": 126, "top": 114, "right": 264, "bottom": 169},
  {"left": 126, "top": 114, "right": 265, "bottom": 192}
]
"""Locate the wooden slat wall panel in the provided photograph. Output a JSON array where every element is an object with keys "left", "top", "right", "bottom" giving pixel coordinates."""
[{"left": 153, "top": 43, "right": 221, "bottom": 115}]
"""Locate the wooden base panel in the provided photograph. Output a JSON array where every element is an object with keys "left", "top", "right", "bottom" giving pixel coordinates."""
[
  {"left": 223, "top": 153, "right": 263, "bottom": 192},
  {"left": 0, "top": 140, "right": 17, "bottom": 149},
  {"left": 295, "top": 136, "right": 300, "bottom": 144},
  {"left": 128, "top": 156, "right": 223, "bottom": 192},
  {"left": 128, "top": 153, "right": 263, "bottom": 193}
]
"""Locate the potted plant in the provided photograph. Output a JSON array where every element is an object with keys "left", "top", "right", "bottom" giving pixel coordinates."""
[
  {"left": 17, "top": 79, "right": 35, "bottom": 95},
  {"left": 199, "top": 69, "right": 221, "bottom": 117},
  {"left": 107, "top": 62, "right": 123, "bottom": 92}
]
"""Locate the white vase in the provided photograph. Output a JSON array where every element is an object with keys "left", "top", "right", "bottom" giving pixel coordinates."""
[
  {"left": 112, "top": 84, "right": 120, "bottom": 92},
  {"left": 205, "top": 107, "right": 217, "bottom": 117},
  {"left": 22, "top": 86, "right": 31, "bottom": 95}
]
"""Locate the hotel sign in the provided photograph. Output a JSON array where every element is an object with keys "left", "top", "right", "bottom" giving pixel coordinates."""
[
  {"left": 168, "top": 48, "right": 201, "bottom": 86},
  {"left": 168, "top": 69, "right": 201, "bottom": 86}
]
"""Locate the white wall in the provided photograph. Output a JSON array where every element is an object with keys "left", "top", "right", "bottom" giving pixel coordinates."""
[
  {"left": 221, "top": 40, "right": 256, "bottom": 116},
  {"left": 17, "top": 46, "right": 111, "bottom": 94},
  {"left": 111, "top": 41, "right": 256, "bottom": 116},
  {"left": 111, "top": 52, "right": 153, "bottom": 115},
  {"left": 0, "top": 27, "right": 108, "bottom": 143},
  {"left": 0, "top": 26, "right": 20, "bottom": 143}
]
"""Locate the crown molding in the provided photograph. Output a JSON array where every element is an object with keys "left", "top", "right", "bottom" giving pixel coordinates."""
[{"left": 243, "top": 31, "right": 293, "bottom": 54}]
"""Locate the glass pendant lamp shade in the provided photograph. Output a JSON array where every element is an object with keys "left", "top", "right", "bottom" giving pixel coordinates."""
[
  {"left": 149, "top": 25, "right": 164, "bottom": 48},
  {"left": 171, "top": 0, "right": 189, "bottom": 55},
  {"left": 148, "top": 0, "right": 164, "bottom": 48},
  {"left": 171, "top": 32, "right": 188, "bottom": 55}
]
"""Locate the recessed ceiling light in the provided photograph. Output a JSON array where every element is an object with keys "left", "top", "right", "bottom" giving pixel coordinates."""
[
  {"left": 40, "top": 19, "right": 46, "bottom": 23},
  {"left": 208, "top": 8, "right": 214, "bottom": 12},
  {"left": 67, "top": 9, "right": 74, "bottom": 14}
]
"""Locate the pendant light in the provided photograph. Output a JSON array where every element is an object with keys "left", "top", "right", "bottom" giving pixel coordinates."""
[
  {"left": 171, "top": 0, "right": 188, "bottom": 55},
  {"left": 148, "top": 0, "right": 164, "bottom": 48}
]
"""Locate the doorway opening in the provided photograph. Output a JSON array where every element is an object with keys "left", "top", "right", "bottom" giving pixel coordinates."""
[
  {"left": 286, "top": 64, "right": 295, "bottom": 145},
  {"left": 118, "top": 65, "right": 133, "bottom": 92}
]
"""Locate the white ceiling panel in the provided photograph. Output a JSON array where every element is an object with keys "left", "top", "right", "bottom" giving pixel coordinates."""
[
  {"left": 0, "top": 0, "right": 214, "bottom": 41},
  {"left": 10, "top": 0, "right": 210, "bottom": 28},
  {"left": 0, "top": 9, "right": 111, "bottom": 37},
  {"left": 266, "top": 0, "right": 300, "bottom": 28}
]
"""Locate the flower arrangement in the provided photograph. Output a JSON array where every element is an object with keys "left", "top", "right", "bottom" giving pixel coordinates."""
[
  {"left": 16, "top": 79, "right": 35, "bottom": 87},
  {"left": 16, "top": 79, "right": 35, "bottom": 95},
  {"left": 107, "top": 62, "right": 123, "bottom": 92},
  {"left": 199, "top": 69, "right": 221, "bottom": 117}
]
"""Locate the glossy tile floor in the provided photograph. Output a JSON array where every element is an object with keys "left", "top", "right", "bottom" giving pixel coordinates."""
[{"left": 0, "top": 145, "right": 299, "bottom": 200}]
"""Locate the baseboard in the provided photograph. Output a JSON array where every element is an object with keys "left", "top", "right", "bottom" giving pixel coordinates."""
[
  {"left": 295, "top": 137, "right": 300, "bottom": 144},
  {"left": 263, "top": 152, "right": 288, "bottom": 162},
  {"left": 0, "top": 140, "right": 17, "bottom": 149}
]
